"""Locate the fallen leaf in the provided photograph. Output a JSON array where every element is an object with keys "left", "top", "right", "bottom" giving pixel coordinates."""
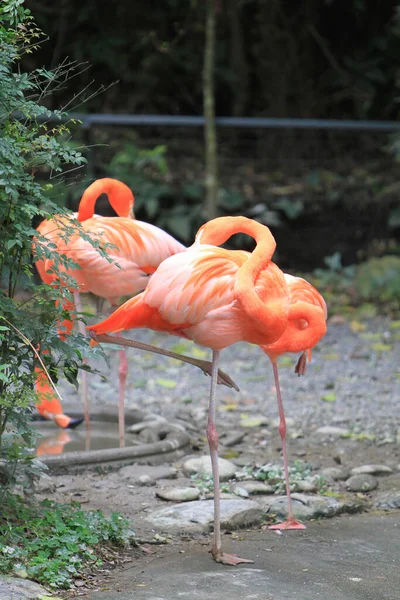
[
  {"left": 156, "top": 378, "right": 177, "bottom": 388},
  {"left": 370, "top": 343, "right": 392, "bottom": 352},
  {"left": 245, "top": 376, "right": 265, "bottom": 382},
  {"left": 278, "top": 355, "right": 295, "bottom": 367},
  {"left": 349, "top": 320, "right": 367, "bottom": 332},
  {"left": 359, "top": 332, "right": 381, "bottom": 341},
  {"left": 322, "top": 353, "right": 340, "bottom": 360},
  {"left": 192, "top": 346, "right": 208, "bottom": 358},
  {"left": 240, "top": 416, "right": 269, "bottom": 427},
  {"left": 218, "top": 403, "right": 238, "bottom": 411},
  {"left": 221, "top": 450, "right": 240, "bottom": 459},
  {"left": 170, "top": 342, "right": 189, "bottom": 354},
  {"left": 321, "top": 393, "right": 336, "bottom": 402}
]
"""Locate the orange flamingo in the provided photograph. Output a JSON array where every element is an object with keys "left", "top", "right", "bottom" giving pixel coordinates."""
[
  {"left": 33, "top": 178, "right": 185, "bottom": 443},
  {"left": 87, "top": 215, "right": 326, "bottom": 565},
  {"left": 261, "top": 273, "right": 327, "bottom": 530}
]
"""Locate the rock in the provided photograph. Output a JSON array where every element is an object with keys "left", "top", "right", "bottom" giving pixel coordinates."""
[
  {"left": 373, "top": 491, "right": 400, "bottom": 510},
  {"left": 146, "top": 499, "right": 263, "bottom": 533},
  {"left": 295, "top": 479, "right": 317, "bottom": 493},
  {"left": 263, "top": 493, "right": 342, "bottom": 521},
  {"left": 345, "top": 474, "right": 378, "bottom": 492},
  {"left": 35, "top": 474, "right": 56, "bottom": 494},
  {"left": 222, "top": 431, "right": 247, "bottom": 447},
  {"left": 350, "top": 464, "right": 393, "bottom": 476},
  {"left": 315, "top": 426, "right": 351, "bottom": 437},
  {"left": 119, "top": 465, "right": 177, "bottom": 485},
  {"left": 321, "top": 467, "right": 350, "bottom": 481},
  {"left": 234, "top": 480, "right": 274, "bottom": 495},
  {"left": 128, "top": 415, "right": 167, "bottom": 432},
  {"left": 232, "top": 486, "right": 249, "bottom": 498},
  {"left": 183, "top": 456, "right": 237, "bottom": 481},
  {"left": 0, "top": 575, "right": 50, "bottom": 599},
  {"left": 156, "top": 487, "right": 201, "bottom": 502}
]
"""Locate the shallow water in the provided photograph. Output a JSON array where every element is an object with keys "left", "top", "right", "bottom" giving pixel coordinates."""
[{"left": 34, "top": 422, "right": 137, "bottom": 456}]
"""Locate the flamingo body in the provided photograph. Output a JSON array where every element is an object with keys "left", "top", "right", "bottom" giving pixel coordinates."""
[{"left": 33, "top": 178, "right": 185, "bottom": 436}]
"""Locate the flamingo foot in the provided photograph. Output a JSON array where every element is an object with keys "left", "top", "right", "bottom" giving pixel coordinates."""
[
  {"left": 211, "top": 546, "right": 254, "bottom": 566},
  {"left": 269, "top": 517, "right": 306, "bottom": 531}
]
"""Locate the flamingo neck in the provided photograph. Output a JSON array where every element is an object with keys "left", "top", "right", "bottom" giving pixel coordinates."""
[
  {"left": 195, "top": 216, "right": 289, "bottom": 343},
  {"left": 77, "top": 178, "right": 135, "bottom": 222}
]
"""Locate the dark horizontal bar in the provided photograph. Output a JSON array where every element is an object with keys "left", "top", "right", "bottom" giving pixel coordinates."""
[{"left": 35, "top": 112, "right": 400, "bottom": 131}]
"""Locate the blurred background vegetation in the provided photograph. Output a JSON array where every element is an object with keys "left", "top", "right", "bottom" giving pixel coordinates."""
[{"left": 25, "top": 0, "right": 400, "bottom": 286}]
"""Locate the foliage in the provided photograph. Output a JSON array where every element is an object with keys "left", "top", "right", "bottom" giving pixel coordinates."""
[
  {"left": 189, "top": 472, "right": 230, "bottom": 498},
  {"left": 309, "top": 252, "right": 400, "bottom": 316},
  {"left": 0, "top": 1, "right": 105, "bottom": 491},
  {"left": 235, "top": 461, "right": 328, "bottom": 495},
  {"left": 25, "top": 0, "right": 400, "bottom": 121},
  {"left": 355, "top": 255, "right": 400, "bottom": 303},
  {"left": 0, "top": 493, "right": 133, "bottom": 589}
]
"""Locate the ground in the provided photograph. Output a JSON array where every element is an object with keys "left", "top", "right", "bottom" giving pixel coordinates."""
[{"left": 33, "top": 315, "right": 400, "bottom": 598}]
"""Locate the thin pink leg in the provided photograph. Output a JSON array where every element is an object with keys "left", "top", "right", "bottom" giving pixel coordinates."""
[
  {"left": 118, "top": 348, "right": 128, "bottom": 447},
  {"left": 269, "top": 361, "right": 306, "bottom": 531},
  {"left": 73, "top": 292, "right": 90, "bottom": 433},
  {"left": 208, "top": 350, "right": 253, "bottom": 566}
]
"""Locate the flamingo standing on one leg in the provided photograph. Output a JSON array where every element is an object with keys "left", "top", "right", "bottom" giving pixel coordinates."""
[
  {"left": 33, "top": 178, "right": 185, "bottom": 444},
  {"left": 88, "top": 216, "right": 326, "bottom": 564},
  {"left": 260, "top": 273, "right": 327, "bottom": 530}
]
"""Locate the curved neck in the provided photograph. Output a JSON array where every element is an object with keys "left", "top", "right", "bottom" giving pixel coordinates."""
[
  {"left": 265, "top": 301, "right": 327, "bottom": 359},
  {"left": 195, "top": 216, "right": 288, "bottom": 343},
  {"left": 77, "top": 178, "right": 135, "bottom": 222}
]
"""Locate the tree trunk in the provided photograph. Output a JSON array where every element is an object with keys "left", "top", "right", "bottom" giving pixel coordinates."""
[{"left": 203, "top": 0, "right": 218, "bottom": 221}]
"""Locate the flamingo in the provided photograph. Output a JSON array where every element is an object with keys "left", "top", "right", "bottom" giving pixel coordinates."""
[
  {"left": 88, "top": 216, "right": 326, "bottom": 564},
  {"left": 33, "top": 178, "right": 185, "bottom": 444}
]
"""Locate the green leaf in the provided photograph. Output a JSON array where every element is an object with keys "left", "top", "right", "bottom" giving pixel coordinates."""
[
  {"left": 155, "top": 378, "right": 177, "bottom": 388},
  {"left": 321, "top": 393, "right": 336, "bottom": 402}
]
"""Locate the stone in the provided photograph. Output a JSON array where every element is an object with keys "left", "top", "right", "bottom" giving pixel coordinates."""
[
  {"left": 35, "top": 474, "right": 56, "bottom": 494},
  {"left": 345, "top": 474, "right": 378, "bottom": 492},
  {"left": 128, "top": 415, "right": 167, "bottom": 432},
  {"left": 295, "top": 479, "right": 317, "bottom": 493},
  {"left": 156, "top": 487, "right": 201, "bottom": 502},
  {"left": 0, "top": 575, "right": 50, "bottom": 599},
  {"left": 146, "top": 499, "right": 263, "bottom": 533},
  {"left": 350, "top": 464, "right": 393, "bottom": 476},
  {"left": 234, "top": 480, "right": 274, "bottom": 495},
  {"left": 119, "top": 465, "right": 177, "bottom": 485},
  {"left": 263, "top": 493, "right": 342, "bottom": 521},
  {"left": 373, "top": 491, "right": 400, "bottom": 510},
  {"left": 315, "top": 426, "right": 351, "bottom": 437},
  {"left": 183, "top": 456, "right": 237, "bottom": 481},
  {"left": 321, "top": 467, "right": 350, "bottom": 481},
  {"left": 222, "top": 431, "right": 247, "bottom": 447}
]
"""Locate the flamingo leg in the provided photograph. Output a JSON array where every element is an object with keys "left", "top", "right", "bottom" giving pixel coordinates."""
[
  {"left": 118, "top": 348, "right": 128, "bottom": 447},
  {"left": 208, "top": 350, "right": 253, "bottom": 566},
  {"left": 269, "top": 361, "right": 306, "bottom": 531},
  {"left": 73, "top": 292, "right": 90, "bottom": 432}
]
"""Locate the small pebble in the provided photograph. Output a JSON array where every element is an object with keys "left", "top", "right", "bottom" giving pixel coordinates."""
[
  {"left": 350, "top": 464, "right": 393, "bottom": 476},
  {"left": 156, "top": 487, "right": 201, "bottom": 502},
  {"left": 345, "top": 474, "right": 378, "bottom": 492},
  {"left": 316, "top": 426, "right": 351, "bottom": 437},
  {"left": 183, "top": 455, "right": 237, "bottom": 481},
  {"left": 321, "top": 467, "right": 350, "bottom": 481}
]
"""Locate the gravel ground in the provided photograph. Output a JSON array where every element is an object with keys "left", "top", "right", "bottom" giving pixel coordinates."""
[{"left": 60, "top": 315, "right": 400, "bottom": 442}]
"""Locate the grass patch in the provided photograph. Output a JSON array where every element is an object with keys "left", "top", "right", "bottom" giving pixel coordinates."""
[{"left": 0, "top": 494, "right": 133, "bottom": 590}]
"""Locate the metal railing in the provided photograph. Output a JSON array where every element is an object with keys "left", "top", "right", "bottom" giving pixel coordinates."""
[{"left": 45, "top": 112, "right": 400, "bottom": 132}]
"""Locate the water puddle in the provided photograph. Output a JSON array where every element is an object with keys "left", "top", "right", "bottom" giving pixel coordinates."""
[{"left": 35, "top": 422, "right": 138, "bottom": 456}]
